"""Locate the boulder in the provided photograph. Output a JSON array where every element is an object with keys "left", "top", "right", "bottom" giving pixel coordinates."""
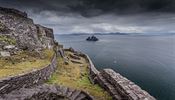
[
  {"left": 3, "top": 45, "right": 15, "bottom": 50},
  {"left": 69, "top": 54, "right": 81, "bottom": 60},
  {"left": 0, "top": 51, "right": 10, "bottom": 57}
]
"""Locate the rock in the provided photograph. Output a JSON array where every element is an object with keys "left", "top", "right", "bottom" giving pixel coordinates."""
[
  {"left": 68, "top": 47, "right": 75, "bottom": 52},
  {"left": 3, "top": 45, "right": 15, "bottom": 50},
  {"left": 64, "top": 61, "right": 69, "bottom": 65},
  {"left": 0, "top": 7, "right": 55, "bottom": 51},
  {"left": 69, "top": 54, "right": 81, "bottom": 60},
  {"left": 71, "top": 60, "right": 82, "bottom": 64},
  {"left": 0, "top": 51, "right": 10, "bottom": 57},
  {"left": 58, "top": 49, "right": 65, "bottom": 58},
  {"left": 64, "top": 57, "right": 69, "bottom": 65},
  {"left": 0, "top": 84, "right": 94, "bottom": 100}
]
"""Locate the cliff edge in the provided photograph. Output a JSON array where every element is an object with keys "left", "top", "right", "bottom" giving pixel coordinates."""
[{"left": 0, "top": 7, "right": 55, "bottom": 53}]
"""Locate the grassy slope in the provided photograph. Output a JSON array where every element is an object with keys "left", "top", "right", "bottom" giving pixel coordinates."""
[
  {"left": 47, "top": 51, "right": 112, "bottom": 100},
  {"left": 0, "top": 49, "right": 54, "bottom": 78}
]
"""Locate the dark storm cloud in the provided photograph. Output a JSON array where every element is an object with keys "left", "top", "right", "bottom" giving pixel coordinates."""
[
  {"left": 0, "top": 0, "right": 175, "bottom": 34},
  {"left": 1, "top": 0, "right": 175, "bottom": 17}
]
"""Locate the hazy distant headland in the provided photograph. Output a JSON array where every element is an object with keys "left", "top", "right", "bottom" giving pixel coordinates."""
[{"left": 59, "top": 32, "right": 175, "bottom": 36}]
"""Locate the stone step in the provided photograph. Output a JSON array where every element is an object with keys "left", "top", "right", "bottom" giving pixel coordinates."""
[
  {"left": 69, "top": 90, "right": 81, "bottom": 100},
  {"left": 66, "top": 88, "right": 76, "bottom": 97},
  {"left": 97, "top": 73, "right": 122, "bottom": 100},
  {"left": 60, "top": 86, "right": 68, "bottom": 96},
  {"left": 74, "top": 93, "right": 87, "bottom": 100}
]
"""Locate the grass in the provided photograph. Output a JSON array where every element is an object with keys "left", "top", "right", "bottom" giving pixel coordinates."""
[
  {"left": 47, "top": 51, "right": 112, "bottom": 100},
  {"left": 0, "top": 49, "right": 54, "bottom": 78},
  {"left": 0, "top": 35, "right": 16, "bottom": 45}
]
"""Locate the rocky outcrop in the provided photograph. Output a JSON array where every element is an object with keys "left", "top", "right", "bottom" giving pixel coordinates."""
[
  {"left": 0, "top": 7, "right": 55, "bottom": 51},
  {"left": 0, "top": 7, "right": 27, "bottom": 18},
  {"left": 1, "top": 84, "right": 94, "bottom": 100},
  {"left": 36, "top": 25, "right": 54, "bottom": 49},
  {"left": 86, "top": 35, "right": 99, "bottom": 41}
]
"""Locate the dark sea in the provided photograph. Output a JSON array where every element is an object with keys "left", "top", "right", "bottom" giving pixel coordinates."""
[{"left": 55, "top": 34, "right": 175, "bottom": 100}]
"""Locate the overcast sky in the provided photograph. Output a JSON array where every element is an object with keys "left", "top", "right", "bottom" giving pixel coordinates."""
[{"left": 1, "top": 0, "right": 175, "bottom": 34}]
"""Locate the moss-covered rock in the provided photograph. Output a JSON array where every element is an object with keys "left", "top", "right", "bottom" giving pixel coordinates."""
[{"left": 0, "top": 35, "right": 16, "bottom": 45}]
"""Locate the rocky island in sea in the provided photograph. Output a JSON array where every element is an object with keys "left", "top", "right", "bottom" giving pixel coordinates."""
[
  {"left": 86, "top": 35, "right": 99, "bottom": 41},
  {"left": 0, "top": 7, "right": 155, "bottom": 100}
]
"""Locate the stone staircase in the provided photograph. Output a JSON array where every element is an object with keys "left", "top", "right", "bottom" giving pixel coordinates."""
[
  {"left": 0, "top": 84, "right": 94, "bottom": 100},
  {"left": 97, "top": 73, "right": 123, "bottom": 100}
]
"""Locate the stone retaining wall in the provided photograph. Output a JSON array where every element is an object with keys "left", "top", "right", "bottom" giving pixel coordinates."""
[
  {"left": 0, "top": 54, "right": 57, "bottom": 95},
  {"left": 83, "top": 54, "right": 99, "bottom": 84}
]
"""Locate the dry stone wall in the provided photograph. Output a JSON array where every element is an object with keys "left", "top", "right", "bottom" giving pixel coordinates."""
[
  {"left": 0, "top": 54, "right": 57, "bottom": 95},
  {"left": 83, "top": 54, "right": 99, "bottom": 84}
]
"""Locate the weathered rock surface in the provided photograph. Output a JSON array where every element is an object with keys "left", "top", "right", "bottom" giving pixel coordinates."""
[
  {"left": 0, "top": 51, "right": 10, "bottom": 57},
  {"left": 0, "top": 7, "right": 55, "bottom": 51},
  {"left": 69, "top": 54, "right": 81, "bottom": 60}
]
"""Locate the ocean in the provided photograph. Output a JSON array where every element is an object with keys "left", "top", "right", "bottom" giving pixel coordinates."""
[{"left": 55, "top": 34, "right": 175, "bottom": 100}]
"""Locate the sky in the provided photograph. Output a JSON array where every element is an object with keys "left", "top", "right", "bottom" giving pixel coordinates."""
[{"left": 1, "top": 0, "right": 175, "bottom": 34}]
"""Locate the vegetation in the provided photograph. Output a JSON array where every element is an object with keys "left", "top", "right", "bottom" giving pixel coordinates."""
[
  {"left": 0, "top": 49, "right": 54, "bottom": 78},
  {"left": 47, "top": 51, "right": 112, "bottom": 100},
  {"left": 0, "top": 35, "right": 16, "bottom": 45}
]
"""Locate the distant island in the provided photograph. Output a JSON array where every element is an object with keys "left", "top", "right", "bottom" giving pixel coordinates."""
[
  {"left": 66, "top": 32, "right": 130, "bottom": 36},
  {"left": 86, "top": 35, "right": 99, "bottom": 41}
]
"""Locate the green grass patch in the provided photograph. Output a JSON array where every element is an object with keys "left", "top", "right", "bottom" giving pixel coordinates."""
[
  {"left": 0, "top": 35, "right": 16, "bottom": 45},
  {"left": 0, "top": 49, "right": 54, "bottom": 78},
  {"left": 47, "top": 51, "right": 112, "bottom": 100}
]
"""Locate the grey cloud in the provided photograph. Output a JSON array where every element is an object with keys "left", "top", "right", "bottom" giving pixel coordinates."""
[{"left": 0, "top": 0, "right": 175, "bottom": 34}]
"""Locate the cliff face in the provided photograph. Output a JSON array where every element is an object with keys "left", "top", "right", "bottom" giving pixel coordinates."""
[{"left": 0, "top": 7, "right": 54, "bottom": 51}]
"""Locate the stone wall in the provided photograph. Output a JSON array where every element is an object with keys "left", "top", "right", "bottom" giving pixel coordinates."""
[
  {"left": 83, "top": 54, "right": 99, "bottom": 84},
  {"left": 0, "top": 54, "right": 57, "bottom": 95}
]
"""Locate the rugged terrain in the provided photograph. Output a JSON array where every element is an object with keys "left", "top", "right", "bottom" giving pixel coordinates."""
[
  {"left": 0, "top": 7, "right": 55, "bottom": 53},
  {"left": 0, "top": 7, "right": 95, "bottom": 100},
  {"left": 0, "top": 7, "right": 156, "bottom": 100}
]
